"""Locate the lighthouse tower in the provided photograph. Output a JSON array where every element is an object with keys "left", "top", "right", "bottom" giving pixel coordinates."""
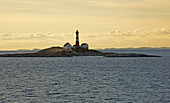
[{"left": 75, "top": 30, "right": 80, "bottom": 47}]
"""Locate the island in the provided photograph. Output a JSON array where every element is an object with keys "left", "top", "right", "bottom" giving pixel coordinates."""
[{"left": 0, "top": 46, "right": 160, "bottom": 57}]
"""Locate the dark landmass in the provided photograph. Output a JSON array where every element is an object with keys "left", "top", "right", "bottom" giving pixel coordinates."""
[
  {"left": 0, "top": 46, "right": 160, "bottom": 57},
  {"left": 103, "top": 47, "right": 170, "bottom": 50},
  {"left": 0, "top": 47, "right": 75, "bottom": 57},
  {"left": 104, "top": 53, "right": 160, "bottom": 57}
]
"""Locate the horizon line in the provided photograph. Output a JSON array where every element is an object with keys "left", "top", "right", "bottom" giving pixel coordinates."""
[{"left": 0, "top": 46, "right": 170, "bottom": 51}]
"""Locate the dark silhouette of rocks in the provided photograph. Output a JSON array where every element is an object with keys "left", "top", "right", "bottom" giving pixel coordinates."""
[
  {"left": 0, "top": 46, "right": 160, "bottom": 57},
  {"left": 104, "top": 53, "right": 160, "bottom": 57}
]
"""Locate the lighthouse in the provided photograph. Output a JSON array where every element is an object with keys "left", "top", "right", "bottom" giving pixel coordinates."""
[
  {"left": 75, "top": 30, "right": 80, "bottom": 47},
  {"left": 64, "top": 30, "right": 89, "bottom": 50}
]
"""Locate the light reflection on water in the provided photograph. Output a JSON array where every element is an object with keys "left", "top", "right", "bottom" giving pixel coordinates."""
[{"left": 0, "top": 56, "right": 170, "bottom": 102}]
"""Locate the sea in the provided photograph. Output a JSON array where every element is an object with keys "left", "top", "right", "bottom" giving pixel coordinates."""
[{"left": 0, "top": 50, "right": 170, "bottom": 103}]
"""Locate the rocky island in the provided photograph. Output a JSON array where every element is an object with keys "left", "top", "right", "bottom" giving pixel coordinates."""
[{"left": 0, "top": 46, "right": 160, "bottom": 57}]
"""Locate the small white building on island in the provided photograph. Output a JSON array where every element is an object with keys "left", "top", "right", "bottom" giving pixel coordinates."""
[
  {"left": 81, "top": 43, "right": 88, "bottom": 49},
  {"left": 63, "top": 42, "right": 72, "bottom": 49}
]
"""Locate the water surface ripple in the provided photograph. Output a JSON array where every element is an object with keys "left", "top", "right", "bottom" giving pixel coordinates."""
[{"left": 0, "top": 56, "right": 170, "bottom": 102}]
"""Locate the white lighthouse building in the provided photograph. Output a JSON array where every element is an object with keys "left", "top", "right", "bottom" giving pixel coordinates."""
[
  {"left": 81, "top": 43, "right": 88, "bottom": 49},
  {"left": 63, "top": 42, "right": 72, "bottom": 49}
]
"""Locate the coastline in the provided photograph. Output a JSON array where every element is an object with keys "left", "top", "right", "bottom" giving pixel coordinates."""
[{"left": 0, "top": 47, "right": 161, "bottom": 57}]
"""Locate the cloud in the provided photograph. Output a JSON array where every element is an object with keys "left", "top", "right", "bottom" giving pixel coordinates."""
[
  {"left": 0, "top": 0, "right": 73, "bottom": 15},
  {"left": 81, "top": 33, "right": 99, "bottom": 38},
  {"left": 108, "top": 30, "right": 140, "bottom": 37},
  {"left": 100, "top": 28, "right": 170, "bottom": 48},
  {"left": 1, "top": 28, "right": 169, "bottom": 41},
  {"left": 108, "top": 28, "right": 170, "bottom": 38},
  {"left": 0, "top": 32, "right": 63, "bottom": 40},
  {"left": 109, "top": 30, "right": 121, "bottom": 34},
  {"left": 1, "top": 28, "right": 170, "bottom": 49},
  {"left": 0, "top": 0, "right": 50, "bottom": 5},
  {"left": 153, "top": 28, "right": 170, "bottom": 35},
  {"left": 79, "top": 0, "right": 170, "bottom": 9}
]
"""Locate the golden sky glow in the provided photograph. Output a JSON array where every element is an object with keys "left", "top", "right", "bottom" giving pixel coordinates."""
[{"left": 0, "top": 0, "right": 170, "bottom": 50}]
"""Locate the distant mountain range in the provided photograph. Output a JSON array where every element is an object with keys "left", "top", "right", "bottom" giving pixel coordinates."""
[
  {"left": 16, "top": 48, "right": 41, "bottom": 51},
  {"left": 0, "top": 48, "right": 40, "bottom": 52},
  {"left": 102, "top": 47, "right": 170, "bottom": 50}
]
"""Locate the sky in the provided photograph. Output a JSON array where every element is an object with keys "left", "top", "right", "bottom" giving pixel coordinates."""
[{"left": 0, "top": 0, "right": 170, "bottom": 50}]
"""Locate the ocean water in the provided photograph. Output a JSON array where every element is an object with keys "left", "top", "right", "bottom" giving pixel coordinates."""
[{"left": 0, "top": 50, "right": 170, "bottom": 102}]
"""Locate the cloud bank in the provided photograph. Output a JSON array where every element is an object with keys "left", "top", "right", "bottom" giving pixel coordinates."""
[{"left": 0, "top": 28, "right": 170, "bottom": 50}]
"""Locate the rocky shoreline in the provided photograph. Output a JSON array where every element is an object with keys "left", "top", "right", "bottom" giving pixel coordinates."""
[
  {"left": 104, "top": 53, "right": 160, "bottom": 57},
  {"left": 0, "top": 47, "right": 160, "bottom": 57}
]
